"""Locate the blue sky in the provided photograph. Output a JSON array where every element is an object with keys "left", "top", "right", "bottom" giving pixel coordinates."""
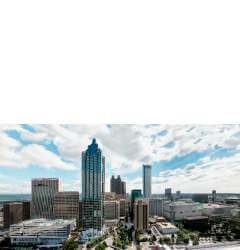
[{"left": 0, "top": 124, "right": 240, "bottom": 194}]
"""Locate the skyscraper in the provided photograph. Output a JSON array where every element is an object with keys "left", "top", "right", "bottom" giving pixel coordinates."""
[
  {"left": 110, "top": 175, "right": 126, "bottom": 196},
  {"left": 143, "top": 165, "right": 152, "bottom": 198},
  {"left": 212, "top": 190, "right": 216, "bottom": 203},
  {"left": 133, "top": 200, "right": 149, "bottom": 231},
  {"left": 82, "top": 139, "right": 105, "bottom": 237},
  {"left": 165, "top": 188, "right": 172, "bottom": 201},
  {"left": 31, "top": 178, "right": 60, "bottom": 219}
]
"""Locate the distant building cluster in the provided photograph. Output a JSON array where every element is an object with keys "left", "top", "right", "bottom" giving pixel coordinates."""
[{"left": 1, "top": 138, "right": 240, "bottom": 249}]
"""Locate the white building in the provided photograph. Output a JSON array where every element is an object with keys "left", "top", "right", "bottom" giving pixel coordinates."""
[
  {"left": 164, "top": 201, "right": 202, "bottom": 221},
  {"left": 143, "top": 165, "right": 152, "bottom": 198},
  {"left": 9, "top": 218, "right": 76, "bottom": 247},
  {"left": 202, "top": 204, "right": 235, "bottom": 217},
  {"left": 156, "top": 222, "right": 179, "bottom": 234}
]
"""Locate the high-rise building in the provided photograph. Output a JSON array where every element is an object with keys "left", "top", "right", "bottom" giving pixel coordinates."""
[
  {"left": 131, "top": 189, "right": 142, "bottom": 220},
  {"left": 82, "top": 139, "right": 105, "bottom": 237},
  {"left": 176, "top": 191, "right": 181, "bottom": 200},
  {"left": 31, "top": 178, "right": 60, "bottom": 219},
  {"left": 22, "top": 201, "right": 31, "bottom": 221},
  {"left": 119, "top": 199, "right": 127, "bottom": 217},
  {"left": 53, "top": 191, "right": 79, "bottom": 220},
  {"left": 131, "top": 189, "right": 142, "bottom": 202},
  {"left": 110, "top": 175, "right": 126, "bottom": 196},
  {"left": 104, "top": 201, "right": 120, "bottom": 220},
  {"left": 149, "top": 198, "right": 163, "bottom": 217},
  {"left": 165, "top": 188, "right": 172, "bottom": 201},
  {"left": 3, "top": 203, "right": 23, "bottom": 228},
  {"left": 133, "top": 200, "right": 148, "bottom": 231},
  {"left": 143, "top": 165, "right": 152, "bottom": 198},
  {"left": 79, "top": 201, "right": 83, "bottom": 229},
  {"left": 212, "top": 190, "right": 216, "bottom": 203}
]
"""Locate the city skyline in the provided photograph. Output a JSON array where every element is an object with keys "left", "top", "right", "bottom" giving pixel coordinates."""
[{"left": 0, "top": 124, "right": 240, "bottom": 194}]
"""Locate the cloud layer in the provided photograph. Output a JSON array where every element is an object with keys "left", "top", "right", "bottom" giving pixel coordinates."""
[{"left": 0, "top": 124, "right": 240, "bottom": 193}]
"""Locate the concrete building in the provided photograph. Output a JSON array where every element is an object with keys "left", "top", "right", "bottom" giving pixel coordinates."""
[
  {"left": 53, "top": 191, "right": 79, "bottom": 220},
  {"left": 212, "top": 190, "right": 216, "bottom": 203},
  {"left": 110, "top": 175, "right": 126, "bottom": 196},
  {"left": 120, "top": 199, "right": 127, "bottom": 217},
  {"left": 31, "top": 178, "right": 60, "bottom": 219},
  {"left": 104, "top": 200, "right": 120, "bottom": 220},
  {"left": 156, "top": 222, "right": 179, "bottom": 234},
  {"left": 133, "top": 200, "right": 148, "bottom": 231},
  {"left": 131, "top": 189, "right": 142, "bottom": 219},
  {"left": 104, "top": 192, "right": 117, "bottom": 201},
  {"left": 22, "top": 201, "right": 31, "bottom": 221},
  {"left": 165, "top": 188, "right": 172, "bottom": 201},
  {"left": 164, "top": 201, "right": 202, "bottom": 222},
  {"left": 202, "top": 203, "right": 234, "bottom": 217},
  {"left": 3, "top": 203, "right": 23, "bottom": 228},
  {"left": 143, "top": 165, "right": 152, "bottom": 198},
  {"left": 82, "top": 139, "right": 105, "bottom": 238},
  {"left": 9, "top": 218, "right": 76, "bottom": 247},
  {"left": 149, "top": 199, "right": 163, "bottom": 217}
]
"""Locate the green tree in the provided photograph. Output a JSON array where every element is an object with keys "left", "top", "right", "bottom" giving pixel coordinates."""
[{"left": 63, "top": 239, "right": 79, "bottom": 250}]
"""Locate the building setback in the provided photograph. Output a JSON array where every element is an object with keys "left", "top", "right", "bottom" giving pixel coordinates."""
[
  {"left": 53, "top": 191, "right": 79, "bottom": 220},
  {"left": 82, "top": 139, "right": 105, "bottom": 237},
  {"left": 143, "top": 165, "right": 152, "bottom": 198},
  {"left": 31, "top": 178, "right": 60, "bottom": 219},
  {"left": 3, "top": 203, "right": 23, "bottom": 228},
  {"left": 133, "top": 200, "right": 148, "bottom": 231}
]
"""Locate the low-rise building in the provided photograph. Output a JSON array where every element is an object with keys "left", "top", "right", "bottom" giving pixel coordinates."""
[
  {"left": 9, "top": 218, "right": 76, "bottom": 247},
  {"left": 156, "top": 222, "right": 179, "bottom": 234},
  {"left": 163, "top": 201, "right": 202, "bottom": 222},
  {"left": 202, "top": 203, "right": 234, "bottom": 217}
]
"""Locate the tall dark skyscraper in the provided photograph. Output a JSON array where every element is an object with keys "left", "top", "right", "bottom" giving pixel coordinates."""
[
  {"left": 110, "top": 175, "right": 126, "bottom": 196},
  {"left": 82, "top": 139, "right": 105, "bottom": 238}
]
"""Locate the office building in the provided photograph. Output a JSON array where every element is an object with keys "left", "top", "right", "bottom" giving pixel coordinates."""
[
  {"left": 131, "top": 189, "right": 142, "bottom": 202},
  {"left": 131, "top": 189, "right": 142, "bottom": 219},
  {"left": 133, "top": 200, "right": 148, "bottom": 231},
  {"left": 120, "top": 199, "right": 127, "bottom": 217},
  {"left": 176, "top": 191, "right": 181, "bottom": 199},
  {"left": 110, "top": 175, "right": 126, "bottom": 196},
  {"left": 165, "top": 188, "right": 172, "bottom": 200},
  {"left": 31, "top": 178, "right": 60, "bottom": 219},
  {"left": 104, "top": 200, "right": 120, "bottom": 220},
  {"left": 149, "top": 198, "right": 163, "bottom": 217},
  {"left": 22, "top": 201, "right": 31, "bottom": 221},
  {"left": 143, "top": 165, "right": 152, "bottom": 198},
  {"left": 9, "top": 218, "right": 76, "bottom": 247},
  {"left": 82, "top": 138, "right": 105, "bottom": 237},
  {"left": 79, "top": 201, "right": 83, "bottom": 229},
  {"left": 53, "top": 191, "right": 79, "bottom": 220},
  {"left": 3, "top": 203, "right": 23, "bottom": 228},
  {"left": 212, "top": 190, "right": 216, "bottom": 203}
]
